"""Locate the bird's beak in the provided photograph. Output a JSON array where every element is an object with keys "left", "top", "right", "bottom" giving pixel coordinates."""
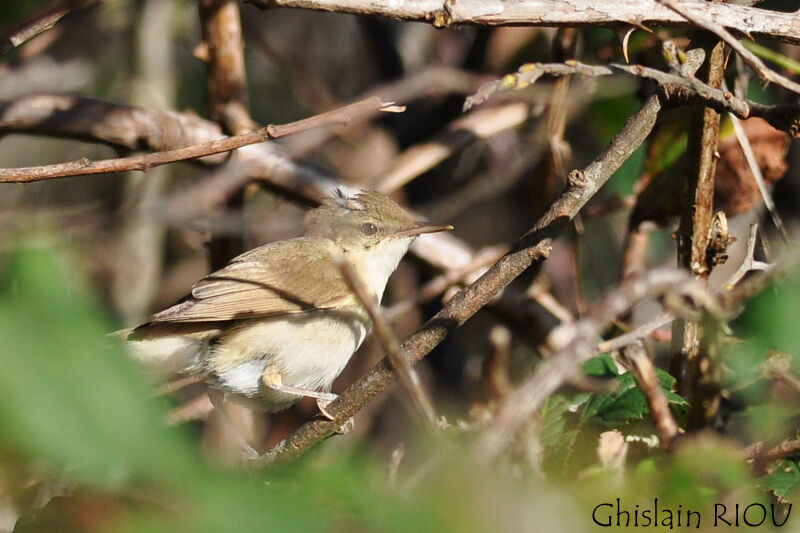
[{"left": 392, "top": 220, "right": 454, "bottom": 238}]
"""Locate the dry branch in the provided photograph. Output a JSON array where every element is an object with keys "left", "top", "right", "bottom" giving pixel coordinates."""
[
  {"left": 336, "top": 256, "right": 439, "bottom": 429},
  {"left": 243, "top": 0, "right": 800, "bottom": 45},
  {"left": 465, "top": 60, "right": 800, "bottom": 137},
  {"left": 473, "top": 268, "right": 717, "bottom": 461},
  {"left": 0, "top": 0, "right": 103, "bottom": 56},
  {"left": 0, "top": 97, "right": 387, "bottom": 182},
  {"left": 624, "top": 342, "right": 680, "bottom": 450},
  {"left": 658, "top": 0, "right": 800, "bottom": 95}
]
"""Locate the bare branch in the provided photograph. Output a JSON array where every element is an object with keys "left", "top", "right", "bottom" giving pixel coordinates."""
[
  {"left": 243, "top": 0, "right": 800, "bottom": 45},
  {"left": 335, "top": 256, "right": 439, "bottom": 430},
  {"left": 725, "top": 223, "right": 773, "bottom": 290},
  {"left": 0, "top": 0, "right": 103, "bottom": 57},
  {"left": 597, "top": 313, "right": 673, "bottom": 354},
  {"left": 624, "top": 342, "right": 681, "bottom": 450},
  {"left": 465, "top": 60, "right": 800, "bottom": 137},
  {"left": 658, "top": 0, "right": 800, "bottom": 95},
  {"left": 0, "top": 96, "right": 388, "bottom": 182},
  {"left": 473, "top": 268, "right": 716, "bottom": 462},
  {"left": 729, "top": 114, "right": 788, "bottom": 241}
]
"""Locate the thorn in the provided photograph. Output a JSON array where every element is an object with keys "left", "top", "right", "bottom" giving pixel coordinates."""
[
  {"left": 380, "top": 102, "right": 406, "bottom": 113},
  {"left": 622, "top": 27, "right": 636, "bottom": 64}
]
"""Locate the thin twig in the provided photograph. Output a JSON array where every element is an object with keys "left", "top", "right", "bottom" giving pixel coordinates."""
[
  {"left": 473, "top": 268, "right": 719, "bottom": 462},
  {"left": 729, "top": 114, "right": 789, "bottom": 242},
  {"left": 725, "top": 223, "right": 773, "bottom": 290},
  {"left": 657, "top": 0, "right": 800, "bottom": 95},
  {"left": 334, "top": 255, "right": 440, "bottom": 430},
  {"left": 0, "top": 0, "right": 103, "bottom": 56},
  {"left": 624, "top": 342, "right": 680, "bottom": 450},
  {"left": 0, "top": 96, "right": 389, "bottom": 182},
  {"left": 597, "top": 313, "right": 674, "bottom": 354},
  {"left": 464, "top": 60, "right": 800, "bottom": 137}
]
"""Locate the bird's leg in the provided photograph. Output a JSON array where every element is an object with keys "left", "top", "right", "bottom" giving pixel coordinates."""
[
  {"left": 207, "top": 389, "right": 260, "bottom": 461},
  {"left": 260, "top": 371, "right": 337, "bottom": 402},
  {"left": 261, "top": 371, "right": 353, "bottom": 433}
]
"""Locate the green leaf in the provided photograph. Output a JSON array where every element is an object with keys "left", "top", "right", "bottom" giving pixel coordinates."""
[
  {"left": 583, "top": 355, "right": 619, "bottom": 378},
  {"left": 763, "top": 462, "right": 800, "bottom": 502},
  {"left": 580, "top": 367, "right": 687, "bottom": 425}
]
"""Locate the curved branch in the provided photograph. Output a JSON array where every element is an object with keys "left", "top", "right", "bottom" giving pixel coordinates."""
[{"left": 0, "top": 97, "right": 386, "bottom": 182}]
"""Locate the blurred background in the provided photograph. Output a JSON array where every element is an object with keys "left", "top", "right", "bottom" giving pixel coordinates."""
[{"left": 1, "top": 0, "right": 799, "bottom": 531}]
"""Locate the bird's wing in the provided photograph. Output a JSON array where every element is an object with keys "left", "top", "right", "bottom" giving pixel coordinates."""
[{"left": 148, "top": 237, "right": 355, "bottom": 323}]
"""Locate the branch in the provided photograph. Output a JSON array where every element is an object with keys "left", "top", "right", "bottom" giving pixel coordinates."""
[
  {"left": 0, "top": 96, "right": 388, "bottom": 182},
  {"left": 0, "top": 93, "right": 486, "bottom": 285},
  {"left": 243, "top": 0, "right": 800, "bottom": 45},
  {"left": 258, "top": 85, "right": 666, "bottom": 467},
  {"left": 198, "top": 0, "right": 254, "bottom": 269},
  {"left": 729, "top": 114, "right": 788, "bottom": 241},
  {"left": 725, "top": 223, "right": 773, "bottom": 290},
  {"left": 473, "top": 268, "right": 717, "bottom": 461},
  {"left": 0, "top": 0, "right": 103, "bottom": 57},
  {"left": 623, "top": 342, "right": 680, "bottom": 450},
  {"left": 335, "top": 255, "right": 440, "bottom": 430},
  {"left": 198, "top": 0, "right": 254, "bottom": 135},
  {"left": 464, "top": 60, "right": 800, "bottom": 137},
  {"left": 658, "top": 0, "right": 800, "bottom": 95},
  {"left": 674, "top": 39, "right": 724, "bottom": 428}
]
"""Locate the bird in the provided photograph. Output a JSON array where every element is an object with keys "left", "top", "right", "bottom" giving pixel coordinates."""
[{"left": 123, "top": 190, "right": 452, "bottom": 418}]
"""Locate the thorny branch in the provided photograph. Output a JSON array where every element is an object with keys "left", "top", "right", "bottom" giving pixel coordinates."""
[
  {"left": 464, "top": 60, "right": 800, "bottom": 137},
  {"left": 243, "top": 0, "right": 800, "bottom": 45},
  {"left": 674, "top": 39, "right": 724, "bottom": 429},
  {"left": 657, "top": 0, "right": 800, "bottom": 95}
]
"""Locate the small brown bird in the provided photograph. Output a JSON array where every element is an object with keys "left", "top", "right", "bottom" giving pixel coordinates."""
[{"left": 125, "top": 190, "right": 452, "bottom": 416}]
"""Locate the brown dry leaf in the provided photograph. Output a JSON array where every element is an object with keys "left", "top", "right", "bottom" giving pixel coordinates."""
[
  {"left": 630, "top": 117, "right": 789, "bottom": 229},
  {"left": 714, "top": 118, "right": 789, "bottom": 215}
]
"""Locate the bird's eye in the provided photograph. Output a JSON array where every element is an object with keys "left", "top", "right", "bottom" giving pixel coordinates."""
[{"left": 360, "top": 222, "right": 378, "bottom": 236}]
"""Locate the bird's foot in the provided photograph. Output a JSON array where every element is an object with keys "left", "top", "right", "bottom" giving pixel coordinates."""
[
  {"left": 261, "top": 373, "right": 351, "bottom": 433},
  {"left": 261, "top": 372, "right": 337, "bottom": 401},
  {"left": 316, "top": 397, "right": 354, "bottom": 434}
]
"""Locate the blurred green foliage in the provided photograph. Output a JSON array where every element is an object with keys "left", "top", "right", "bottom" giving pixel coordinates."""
[{"left": 2, "top": 241, "right": 797, "bottom": 532}]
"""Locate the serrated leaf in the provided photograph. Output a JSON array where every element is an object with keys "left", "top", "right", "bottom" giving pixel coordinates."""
[
  {"left": 762, "top": 462, "right": 800, "bottom": 501},
  {"left": 581, "top": 368, "right": 687, "bottom": 425}
]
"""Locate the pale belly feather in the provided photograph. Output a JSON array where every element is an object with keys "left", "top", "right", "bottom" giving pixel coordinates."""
[{"left": 206, "top": 309, "right": 370, "bottom": 411}]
